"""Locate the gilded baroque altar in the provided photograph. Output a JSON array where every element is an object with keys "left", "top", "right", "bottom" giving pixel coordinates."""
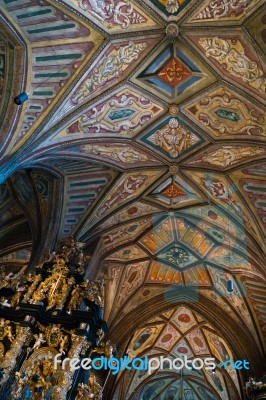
[{"left": 0, "top": 238, "right": 114, "bottom": 400}]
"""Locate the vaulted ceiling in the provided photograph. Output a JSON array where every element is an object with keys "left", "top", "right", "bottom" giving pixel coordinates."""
[
  {"left": 0, "top": 0, "right": 265, "bottom": 398},
  {"left": 112, "top": 306, "right": 242, "bottom": 399}
]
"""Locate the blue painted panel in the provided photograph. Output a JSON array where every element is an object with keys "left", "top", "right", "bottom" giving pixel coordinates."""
[{"left": 147, "top": 76, "right": 173, "bottom": 95}]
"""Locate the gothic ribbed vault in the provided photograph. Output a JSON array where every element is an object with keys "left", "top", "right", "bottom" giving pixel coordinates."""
[{"left": 0, "top": 0, "right": 265, "bottom": 398}]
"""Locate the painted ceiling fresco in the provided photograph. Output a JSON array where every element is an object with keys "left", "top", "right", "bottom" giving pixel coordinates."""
[
  {"left": 0, "top": 0, "right": 265, "bottom": 398},
  {"left": 112, "top": 306, "right": 241, "bottom": 399}
]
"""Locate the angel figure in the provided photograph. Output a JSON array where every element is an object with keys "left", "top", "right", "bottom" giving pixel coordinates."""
[
  {"left": 32, "top": 333, "right": 46, "bottom": 352},
  {"left": 59, "top": 334, "right": 69, "bottom": 355},
  {"left": 5, "top": 325, "right": 14, "bottom": 342}
]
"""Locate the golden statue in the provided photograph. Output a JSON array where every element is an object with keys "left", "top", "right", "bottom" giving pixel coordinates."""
[
  {"left": 76, "top": 373, "right": 102, "bottom": 400},
  {"left": 22, "top": 361, "right": 52, "bottom": 400},
  {"left": 91, "top": 340, "right": 114, "bottom": 359},
  {"left": 95, "top": 328, "right": 104, "bottom": 345},
  {"left": 10, "top": 282, "right": 27, "bottom": 307},
  {"left": 32, "top": 267, "right": 70, "bottom": 311},
  {"left": 84, "top": 279, "right": 104, "bottom": 307},
  {"left": 67, "top": 285, "right": 84, "bottom": 313},
  {"left": 0, "top": 319, "right": 14, "bottom": 342},
  {"left": 23, "top": 274, "right": 42, "bottom": 303},
  {"left": 30, "top": 333, "right": 46, "bottom": 353}
]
